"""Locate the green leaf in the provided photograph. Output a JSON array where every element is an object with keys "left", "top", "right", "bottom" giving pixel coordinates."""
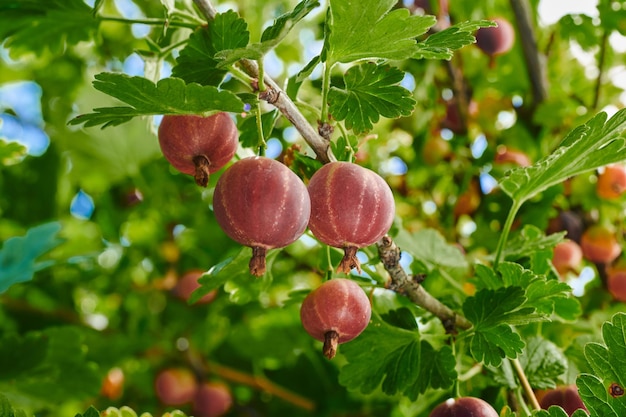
[
  {"left": 394, "top": 228, "right": 469, "bottom": 273},
  {"left": 0, "top": 222, "right": 63, "bottom": 294},
  {"left": 0, "top": 327, "right": 101, "bottom": 409},
  {"left": 0, "top": 138, "right": 28, "bottom": 165},
  {"left": 414, "top": 20, "right": 496, "bottom": 60},
  {"left": 171, "top": 11, "right": 249, "bottom": 85},
  {"left": 328, "top": 63, "right": 415, "bottom": 134},
  {"left": 215, "top": 0, "right": 320, "bottom": 66},
  {"left": 500, "top": 109, "right": 626, "bottom": 205},
  {"left": 498, "top": 262, "right": 581, "bottom": 321},
  {"left": 520, "top": 336, "right": 568, "bottom": 389},
  {"left": 534, "top": 406, "right": 571, "bottom": 417},
  {"left": 237, "top": 110, "right": 280, "bottom": 149},
  {"left": 193, "top": 247, "right": 277, "bottom": 305},
  {"left": 75, "top": 406, "right": 101, "bottom": 417},
  {"left": 330, "top": 134, "right": 359, "bottom": 162},
  {"left": 68, "top": 74, "right": 245, "bottom": 128},
  {"left": 0, "top": 394, "right": 29, "bottom": 417},
  {"left": 0, "top": 0, "right": 97, "bottom": 57},
  {"left": 577, "top": 312, "right": 626, "bottom": 417},
  {"left": 463, "top": 286, "right": 529, "bottom": 366},
  {"left": 500, "top": 225, "right": 566, "bottom": 262},
  {"left": 323, "top": 0, "right": 435, "bottom": 64},
  {"left": 338, "top": 314, "right": 456, "bottom": 400}
]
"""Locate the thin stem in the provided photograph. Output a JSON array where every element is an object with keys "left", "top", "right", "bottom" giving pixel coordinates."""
[
  {"left": 255, "top": 101, "right": 267, "bottom": 156},
  {"left": 257, "top": 58, "right": 266, "bottom": 92},
  {"left": 320, "top": 61, "right": 333, "bottom": 123},
  {"left": 592, "top": 29, "right": 609, "bottom": 110},
  {"left": 512, "top": 357, "right": 540, "bottom": 411},
  {"left": 99, "top": 15, "right": 199, "bottom": 30},
  {"left": 192, "top": 0, "right": 334, "bottom": 163},
  {"left": 493, "top": 200, "right": 522, "bottom": 270},
  {"left": 439, "top": 268, "right": 465, "bottom": 293}
]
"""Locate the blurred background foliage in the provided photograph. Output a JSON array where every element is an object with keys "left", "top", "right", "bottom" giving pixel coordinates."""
[{"left": 2, "top": 0, "right": 626, "bottom": 416}]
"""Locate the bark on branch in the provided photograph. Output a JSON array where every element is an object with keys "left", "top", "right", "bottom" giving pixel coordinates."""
[
  {"left": 376, "top": 235, "right": 472, "bottom": 332},
  {"left": 191, "top": 0, "right": 335, "bottom": 163}
]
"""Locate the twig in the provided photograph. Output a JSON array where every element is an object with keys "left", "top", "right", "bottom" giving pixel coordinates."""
[
  {"left": 509, "top": 0, "right": 548, "bottom": 108},
  {"left": 185, "top": 347, "right": 315, "bottom": 411},
  {"left": 512, "top": 357, "right": 541, "bottom": 411},
  {"left": 592, "top": 30, "right": 609, "bottom": 110},
  {"left": 191, "top": 0, "right": 335, "bottom": 163},
  {"left": 376, "top": 235, "right": 472, "bottom": 332}
]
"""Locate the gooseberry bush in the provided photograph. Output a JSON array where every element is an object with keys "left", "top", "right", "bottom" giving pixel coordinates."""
[{"left": 2, "top": 1, "right": 626, "bottom": 417}]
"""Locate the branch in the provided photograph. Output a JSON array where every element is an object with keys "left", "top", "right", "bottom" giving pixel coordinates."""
[
  {"left": 376, "top": 235, "right": 472, "bottom": 331},
  {"left": 592, "top": 30, "right": 609, "bottom": 110},
  {"left": 186, "top": 347, "right": 316, "bottom": 411},
  {"left": 191, "top": 0, "right": 335, "bottom": 163},
  {"left": 509, "top": 0, "right": 548, "bottom": 108}
]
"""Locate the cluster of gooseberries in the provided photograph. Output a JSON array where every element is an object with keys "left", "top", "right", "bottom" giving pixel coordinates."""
[
  {"left": 155, "top": 368, "right": 232, "bottom": 417},
  {"left": 158, "top": 113, "right": 395, "bottom": 358}
]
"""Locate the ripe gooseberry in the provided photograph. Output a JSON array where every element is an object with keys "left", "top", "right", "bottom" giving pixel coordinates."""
[
  {"left": 158, "top": 113, "right": 238, "bottom": 187},
  {"left": 538, "top": 385, "right": 587, "bottom": 416},
  {"left": 552, "top": 240, "right": 583, "bottom": 278},
  {"left": 213, "top": 156, "right": 311, "bottom": 276},
  {"left": 193, "top": 382, "right": 233, "bottom": 417},
  {"left": 476, "top": 18, "right": 515, "bottom": 59},
  {"left": 606, "top": 263, "right": 626, "bottom": 302},
  {"left": 307, "top": 162, "right": 395, "bottom": 273},
  {"left": 154, "top": 368, "right": 198, "bottom": 406},
  {"left": 580, "top": 225, "right": 622, "bottom": 264},
  {"left": 429, "top": 397, "right": 499, "bottom": 417},
  {"left": 174, "top": 269, "right": 217, "bottom": 304},
  {"left": 596, "top": 164, "right": 626, "bottom": 200},
  {"left": 300, "top": 278, "right": 371, "bottom": 359}
]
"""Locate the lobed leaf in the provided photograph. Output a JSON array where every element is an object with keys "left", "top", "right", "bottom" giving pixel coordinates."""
[
  {"left": 0, "top": 222, "right": 63, "bottom": 294},
  {"left": 500, "top": 109, "right": 626, "bottom": 205},
  {"left": 576, "top": 313, "right": 626, "bottom": 417},
  {"left": 520, "top": 336, "right": 568, "bottom": 389},
  {"left": 338, "top": 313, "right": 456, "bottom": 400},
  {"left": 414, "top": 20, "right": 496, "bottom": 60},
  {"left": 215, "top": 0, "right": 320, "bottom": 66},
  {"left": 394, "top": 227, "right": 469, "bottom": 273},
  {"left": 323, "top": 0, "right": 435, "bottom": 64},
  {"left": 328, "top": 63, "right": 415, "bottom": 134},
  {"left": 0, "top": 0, "right": 97, "bottom": 57},
  {"left": 171, "top": 11, "right": 249, "bottom": 85},
  {"left": 68, "top": 74, "right": 245, "bottom": 128}
]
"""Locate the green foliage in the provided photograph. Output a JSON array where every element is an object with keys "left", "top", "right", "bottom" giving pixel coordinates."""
[
  {"left": 68, "top": 74, "right": 245, "bottom": 128},
  {"left": 3, "top": 0, "right": 626, "bottom": 416},
  {"left": 0, "top": 394, "right": 28, "bottom": 417},
  {"left": 171, "top": 11, "right": 249, "bottom": 85},
  {"left": 500, "top": 109, "right": 626, "bottom": 205},
  {"left": 328, "top": 63, "right": 415, "bottom": 134},
  {"left": 322, "top": 0, "right": 435, "bottom": 64},
  {"left": 0, "top": 0, "right": 97, "bottom": 56},
  {"left": 338, "top": 311, "right": 456, "bottom": 400},
  {"left": 0, "top": 327, "right": 101, "bottom": 409},
  {"left": 414, "top": 20, "right": 496, "bottom": 60},
  {"left": 215, "top": 0, "right": 320, "bottom": 65},
  {"left": 0, "top": 222, "right": 63, "bottom": 293},
  {"left": 577, "top": 312, "right": 626, "bottom": 417}
]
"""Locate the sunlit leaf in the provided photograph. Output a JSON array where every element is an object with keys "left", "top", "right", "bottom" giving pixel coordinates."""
[
  {"left": 328, "top": 63, "right": 415, "bottom": 133},
  {"left": 414, "top": 20, "right": 496, "bottom": 60}
]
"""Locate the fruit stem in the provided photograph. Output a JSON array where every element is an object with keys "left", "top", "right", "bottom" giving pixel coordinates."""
[
  {"left": 192, "top": 154, "right": 211, "bottom": 187},
  {"left": 323, "top": 330, "right": 339, "bottom": 359},
  {"left": 338, "top": 246, "right": 361, "bottom": 274},
  {"left": 249, "top": 246, "right": 267, "bottom": 277}
]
